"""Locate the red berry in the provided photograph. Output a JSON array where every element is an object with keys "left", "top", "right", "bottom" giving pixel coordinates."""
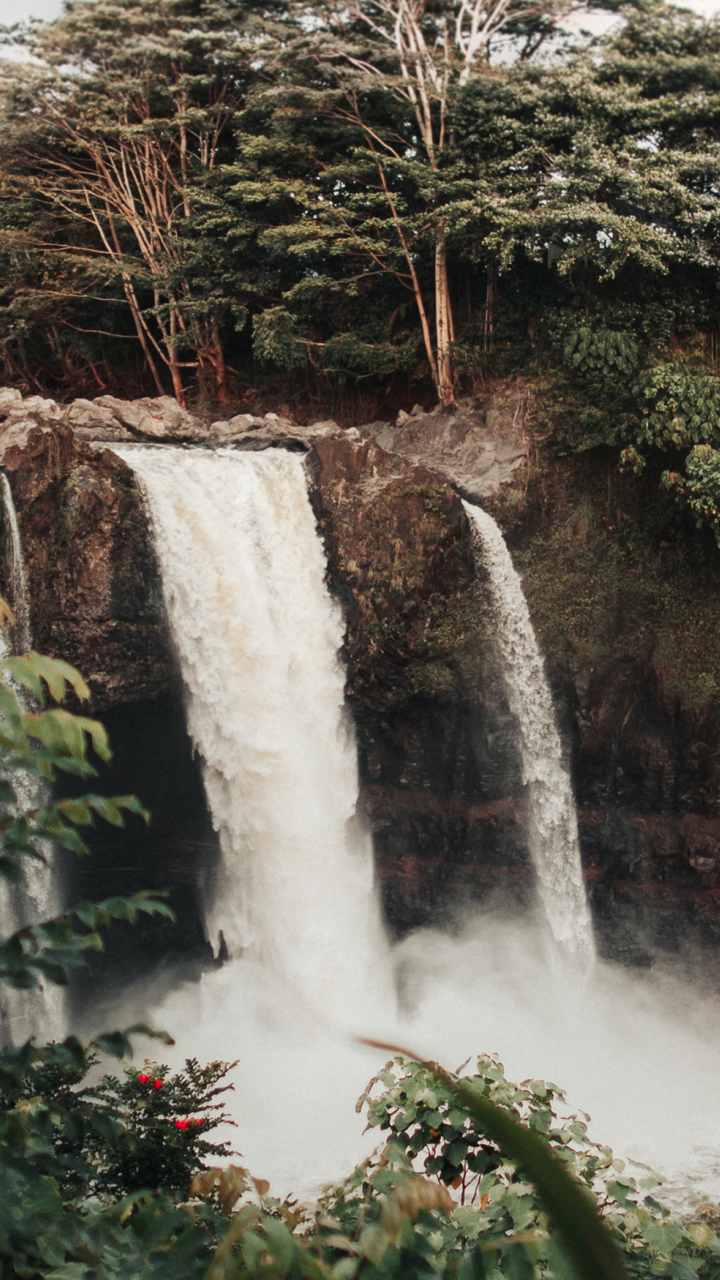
[
  {"left": 138, "top": 1074, "right": 150, "bottom": 1084},
  {"left": 175, "top": 1119, "right": 188, "bottom": 1130},
  {"left": 153, "top": 1079, "right": 162, "bottom": 1090}
]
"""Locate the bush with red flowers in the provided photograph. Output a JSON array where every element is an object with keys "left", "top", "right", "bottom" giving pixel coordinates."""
[{"left": 83, "top": 1058, "right": 238, "bottom": 1200}]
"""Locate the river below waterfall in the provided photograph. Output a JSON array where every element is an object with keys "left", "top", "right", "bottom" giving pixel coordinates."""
[{"left": 101, "top": 444, "right": 720, "bottom": 1212}]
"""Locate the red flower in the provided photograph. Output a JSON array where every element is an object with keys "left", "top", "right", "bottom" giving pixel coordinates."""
[
  {"left": 153, "top": 1079, "right": 163, "bottom": 1090},
  {"left": 138, "top": 1074, "right": 150, "bottom": 1084}
]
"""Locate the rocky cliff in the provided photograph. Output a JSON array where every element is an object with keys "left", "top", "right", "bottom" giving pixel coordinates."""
[
  {"left": 0, "top": 409, "right": 171, "bottom": 708},
  {"left": 307, "top": 430, "right": 534, "bottom": 935},
  {"left": 2, "top": 383, "right": 720, "bottom": 973}
]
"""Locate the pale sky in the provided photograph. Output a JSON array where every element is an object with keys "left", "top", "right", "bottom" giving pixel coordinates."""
[{"left": 0, "top": 0, "right": 718, "bottom": 35}]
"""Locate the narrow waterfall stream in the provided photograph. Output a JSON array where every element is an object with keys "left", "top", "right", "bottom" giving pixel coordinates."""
[
  {"left": 0, "top": 474, "right": 32, "bottom": 656},
  {"left": 0, "top": 473, "right": 64, "bottom": 1044},
  {"left": 101, "top": 445, "right": 720, "bottom": 1206},
  {"left": 463, "top": 502, "right": 594, "bottom": 962}
]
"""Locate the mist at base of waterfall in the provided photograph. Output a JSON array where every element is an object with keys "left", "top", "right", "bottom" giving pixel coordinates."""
[{"left": 104, "top": 910, "right": 720, "bottom": 1210}]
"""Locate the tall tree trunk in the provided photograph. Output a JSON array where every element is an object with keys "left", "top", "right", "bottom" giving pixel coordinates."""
[
  {"left": 211, "top": 322, "right": 230, "bottom": 404},
  {"left": 119, "top": 276, "right": 165, "bottom": 397},
  {"left": 484, "top": 264, "right": 498, "bottom": 353},
  {"left": 435, "top": 234, "right": 455, "bottom": 406},
  {"left": 168, "top": 307, "right": 185, "bottom": 406}
]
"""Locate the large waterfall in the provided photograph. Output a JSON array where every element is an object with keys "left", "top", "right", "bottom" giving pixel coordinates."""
[
  {"left": 463, "top": 502, "right": 594, "bottom": 962},
  {"left": 111, "top": 445, "right": 391, "bottom": 1026}
]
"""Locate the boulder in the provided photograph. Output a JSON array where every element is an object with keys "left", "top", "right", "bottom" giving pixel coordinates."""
[
  {"left": 215, "top": 417, "right": 342, "bottom": 451},
  {"left": 93, "top": 394, "right": 207, "bottom": 441},
  {"left": 62, "top": 399, "right": 133, "bottom": 441},
  {"left": 208, "top": 414, "right": 265, "bottom": 437},
  {"left": 0, "top": 420, "right": 48, "bottom": 466},
  {"left": 0, "top": 388, "right": 22, "bottom": 414},
  {"left": 365, "top": 389, "right": 528, "bottom": 501}
]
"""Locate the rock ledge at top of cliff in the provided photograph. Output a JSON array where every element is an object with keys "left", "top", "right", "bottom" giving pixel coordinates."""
[
  {"left": 0, "top": 386, "right": 529, "bottom": 501},
  {"left": 0, "top": 387, "right": 348, "bottom": 451},
  {"left": 359, "top": 388, "right": 529, "bottom": 502}
]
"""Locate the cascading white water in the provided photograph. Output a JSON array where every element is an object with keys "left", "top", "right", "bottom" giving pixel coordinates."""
[
  {"left": 0, "top": 474, "right": 32, "bottom": 656},
  {"left": 97, "top": 444, "right": 720, "bottom": 1206},
  {"left": 111, "top": 445, "right": 391, "bottom": 1027},
  {"left": 463, "top": 501, "right": 594, "bottom": 963},
  {"left": 0, "top": 472, "right": 64, "bottom": 1043}
]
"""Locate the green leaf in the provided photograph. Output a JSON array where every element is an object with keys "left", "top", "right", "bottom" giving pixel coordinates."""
[
  {"left": 57, "top": 800, "right": 93, "bottom": 825},
  {"left": 360, "top": 1225, "right": 390, "bottom": 1266},
  {"left": 641, "top": 1220, "right": 683, "bottom": 1254},
  {"left": 458, "top": 1247, "right": 486, "bottom": 1280},
  {"left": 0, "top": 779, "right": 17, "bottom": 804},
  {"left": 502, "top": 1243, "right": 535, "bottom": 1280}
]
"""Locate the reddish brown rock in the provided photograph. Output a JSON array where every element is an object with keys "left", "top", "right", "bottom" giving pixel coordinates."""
[
  {"left": 308, "top": 432, "right": 534, "bottom": 934},
  {"left": 1, "top": 421, "right": 173, "bottom": 708}
]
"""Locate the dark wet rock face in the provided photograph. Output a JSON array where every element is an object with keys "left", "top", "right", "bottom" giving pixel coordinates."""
[
  {"left": 564, "top": 658, "right": 720, "bottom": 970},
  {"left": 0, "top": 418, "right": 173, "bottom": 708},
  {"left": 308, "top": 432, "right": 535, "bottom": 935}
]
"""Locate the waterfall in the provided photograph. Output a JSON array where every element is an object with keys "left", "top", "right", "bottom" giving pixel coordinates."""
[
  {"left": 0, "top": 472, "right": 64, "bottom": 1042},
  {"left": 1, "top": 473, "right": 32, "bottom": 656},
  {"left": 98, "top": 447, "right": 720, "bottom": 1205},
  {"left": 463, "top": 501, "right": 594, "bottom": 962},
  {"left": 112, "top": 445, "right": 391, "bottom": 1027}
]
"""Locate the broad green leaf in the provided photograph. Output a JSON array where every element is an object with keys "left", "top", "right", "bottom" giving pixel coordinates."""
[
  {"left": 57, "top": 800, "right": 92, "bottom": 825},
  {"left": 6, "top": 657, "right": 44, "bottom": 704},
  {"left": 0, "top": 780, "right": 16, "bottom": 805},
  {"left": 75, "top": 717, "right": 111, "bottom": 763},
  {"left": 458, "top": 1246, "right": 486, "bottom": 1280},
  {"left": 360, "top": 1224, "right": 389, "bottom": 1266},
  {"left": 442, "top": 1071, "right": 629, "bottom": 1280},
  {"left": 501, "top": 1243, "right": 535, "bottom": 1280}
]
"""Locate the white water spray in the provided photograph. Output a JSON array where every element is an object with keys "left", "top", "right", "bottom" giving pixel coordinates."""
[
  {"left": 112, "top": 445, "right": 391, "bottom": 1027},
  {"left": 463, "top": 502, "right": 594, "bottom": 962},
  {"left": 0, "top": 473, "right": 32, "bottom": 656}
]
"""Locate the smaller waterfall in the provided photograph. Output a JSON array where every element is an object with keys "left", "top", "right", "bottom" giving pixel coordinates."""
[
  {"left": 463, "top": 501, "right": 594, "bottom": 963},
  {"left": 1, "top": 473, "right": 32, "bottom": 655},
  {"left": 0, "top": 473, "right": 64, "bottom": 1043}
]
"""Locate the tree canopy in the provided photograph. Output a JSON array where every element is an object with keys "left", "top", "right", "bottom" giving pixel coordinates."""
[{"left": 3, "top": 0, "right": 720, "bottom": 527}]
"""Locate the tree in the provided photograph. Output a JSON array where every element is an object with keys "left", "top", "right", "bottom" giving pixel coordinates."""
[
  {"left": 0, "top": 0, "right": 269, "bottom": 404},
  {"left": 244, "top": 0, "right": 616, "bottom": 406}
]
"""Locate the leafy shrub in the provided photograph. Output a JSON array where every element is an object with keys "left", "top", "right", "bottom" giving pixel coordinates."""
[
  {"left": 662, "top": 444, "right": 720, "bottom": 546},
  {"left": 350, "top": 1055, "right": 720, "bottom": 1280},
  {"left": 564, "top": 327, "right": 639, "bottom": 379},
  {"left": 629, "top": 363, "right": 720, "bottom": 459},
  {"left": 86, "top": 1058, "right": 237, "bottom": 1200}
]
